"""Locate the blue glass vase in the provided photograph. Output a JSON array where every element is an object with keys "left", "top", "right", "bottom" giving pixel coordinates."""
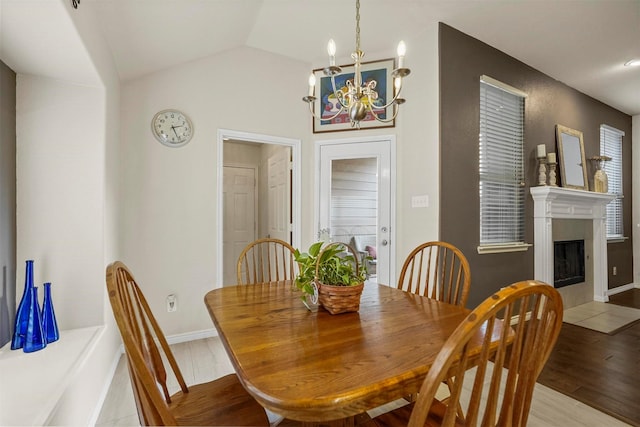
[
  {"left": 23, "top": 286, "right": 46, "bottom": 353},
  {"left": 11, "top": 260, "right": 34, "bottom": 350},
  {"left": 41, "top": 282, "right": 59, "bottom": 343}
]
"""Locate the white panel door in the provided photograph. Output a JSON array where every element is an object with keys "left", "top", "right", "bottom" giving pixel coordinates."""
[
  {"left": 267, "top": 146, "right": 291, "bottom": 243},
  {"left": 318, "top": 138, "right": 394, "bottom": 286},
  {"left": 223, "top": 166, "right": 256, "bottom": 285}
]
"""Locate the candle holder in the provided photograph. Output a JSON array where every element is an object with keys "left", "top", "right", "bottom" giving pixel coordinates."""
[
  {"left": 548, "top": 161, "right": 557, "bottom": 186},
  {"left": 537, "top": 157, "right": 547, "bottom": 186}
]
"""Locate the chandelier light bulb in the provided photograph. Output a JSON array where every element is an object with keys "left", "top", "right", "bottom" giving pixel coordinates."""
[
  {"left": 624, "top": 59, "right": 640, "bottom": 67},
  {"left": 327, "top": 39, "right": 337, "bottom": 65}
]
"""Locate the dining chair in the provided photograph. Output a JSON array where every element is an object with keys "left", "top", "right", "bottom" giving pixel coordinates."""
[
  {"left": 237, "top": 238, "right": 298, "bottom": 285},
  {"left": 398, "top": 241, "right": 471, "bottom": 307},
  {"left": 106, "top": 261, "right": 270, "bottom": 426},
  {"left": 371, "top": 280, "right": 563, "bottom": 427}
]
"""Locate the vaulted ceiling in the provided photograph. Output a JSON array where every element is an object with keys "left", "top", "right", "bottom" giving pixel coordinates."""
[{"left": 1, "top": 0, "right": 639, "bottom": 115}]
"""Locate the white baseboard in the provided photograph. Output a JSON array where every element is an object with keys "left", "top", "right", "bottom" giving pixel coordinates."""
[
  {"left": 607, "top": 282, "right": 638, "bottom": 296},
  {"left": 114, "top": 328, "right": 219, "bottom": 355},
  {"left": 165, "top": 328, "right": 218, "bottom": 345}
]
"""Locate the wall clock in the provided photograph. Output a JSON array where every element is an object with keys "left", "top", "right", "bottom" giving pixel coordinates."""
[{"left": 151, "top": 109, "right": 193, "bottom": 147}]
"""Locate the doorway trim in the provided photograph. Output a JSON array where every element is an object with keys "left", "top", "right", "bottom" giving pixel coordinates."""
[
  {"left": 315, "top": 134, "right": 397, "bottom": 285},
  {"left": 217, "top": 129, "right": 301, "bottom": 287}
]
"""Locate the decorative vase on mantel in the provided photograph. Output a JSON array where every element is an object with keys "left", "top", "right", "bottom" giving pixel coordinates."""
[
  {"left": 589, "top": 156, "right": 611, "bottom": 193},
  {"left": 23, "top": 285, "right": 47, "bottom": 353},
  {"left": 42, "top": 282, "right": 60, "bottom": 343},
  {"left": 11, "top": 260, "right": 35, "bottom": 350}
]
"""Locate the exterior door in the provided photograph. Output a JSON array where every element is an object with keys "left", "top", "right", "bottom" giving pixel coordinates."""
[
  {"left": 223, "top": 166, "right": 257, "bottom": 285},
  {"left": 318, "top": 137, "right": 395, "bottom": 286}
]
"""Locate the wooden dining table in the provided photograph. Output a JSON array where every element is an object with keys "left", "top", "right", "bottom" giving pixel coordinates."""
[{"left": 204, "top": 281, "right": 479, "bottom": 424}]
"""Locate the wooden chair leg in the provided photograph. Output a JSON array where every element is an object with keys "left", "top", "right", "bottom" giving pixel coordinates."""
[{"left": 441, "top": 377, "right": 465, "bottom": 421}]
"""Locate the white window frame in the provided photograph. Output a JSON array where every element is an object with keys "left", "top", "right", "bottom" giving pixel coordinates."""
[
  {"left": 600, "top": 124, "right": 625, "bottom": 242},
  {"left": 477, "top": 76, "right": 531, "bottom": 254}
]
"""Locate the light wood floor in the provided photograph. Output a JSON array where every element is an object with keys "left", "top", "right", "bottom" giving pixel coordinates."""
[{"left": 96, "top": 337, "right": 630, "bottom": 426}]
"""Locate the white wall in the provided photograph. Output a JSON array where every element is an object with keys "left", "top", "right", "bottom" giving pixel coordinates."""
[
  {"left": 119, "top": 46, "right": 311, "bottom": 336},
  {"left": 16, "top": 75, "right": 105, "bottom": 330}
]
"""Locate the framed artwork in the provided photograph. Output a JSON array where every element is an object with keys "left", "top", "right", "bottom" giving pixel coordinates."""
[{"left": 312, "top": 58, "right": 396, "bottom": 133}]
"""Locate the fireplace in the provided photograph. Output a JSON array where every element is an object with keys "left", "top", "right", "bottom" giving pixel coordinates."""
[
  {"left": 554, "top": 240, "right": 585, "bottom": 288},
  {"left": 530, "top": 186, "right": 615, "bottom": 304}
]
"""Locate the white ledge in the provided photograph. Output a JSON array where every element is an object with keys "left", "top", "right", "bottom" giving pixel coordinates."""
[
  {"left": 530, "top": 186, "right": 615, "bottom": 219},
  {"left": 477, "top": 242, "right": 532, "bottom": 254},
  {"left": 0, "top": 326, "right": 103, "bottom": 426}
]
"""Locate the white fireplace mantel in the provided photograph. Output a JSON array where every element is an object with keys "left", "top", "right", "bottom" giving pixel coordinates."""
[{"left": 530, "top": 186, "right": 615, "bottom": 302}]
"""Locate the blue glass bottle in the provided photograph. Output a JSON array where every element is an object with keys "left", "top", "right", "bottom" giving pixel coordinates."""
[
  {"left": 11, "top": 260, "right": 34, "bottom": 350},
  {"left": 23, "top": 286, "right": 46, "bottom": 353},
  {"left": 41, "top": 282, "right": 59, "bottom": 343}
]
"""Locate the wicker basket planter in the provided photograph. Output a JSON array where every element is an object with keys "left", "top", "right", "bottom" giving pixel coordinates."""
[
  {"left": 317, "top": 281, "right": 364, "bottom": 315},
  {"left": 315, "top": 242, "right": 364, "bottom": 315},
  {"left": 295, "top": 241, "right": 367, "bottom": 313}
]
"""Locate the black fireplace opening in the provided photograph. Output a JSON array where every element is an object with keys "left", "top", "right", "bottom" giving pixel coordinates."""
[{"left": 554, "top": 239, "right": 585, "bottom": 288}]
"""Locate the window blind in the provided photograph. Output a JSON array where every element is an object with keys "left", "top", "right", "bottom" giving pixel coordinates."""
[
  {"left": 479, "top": 78, "right": 525, "bottom": 246},
  {"left": 600, "top": 124, "right": 624, "bottom": 238}
]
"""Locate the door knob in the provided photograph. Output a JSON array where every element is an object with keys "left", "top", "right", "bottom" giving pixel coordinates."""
[{"left": 381, "top": 239, "right": 388, "bottom": 246}]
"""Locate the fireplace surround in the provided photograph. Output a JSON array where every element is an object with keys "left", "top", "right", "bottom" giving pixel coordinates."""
[{"left": 530, "top": 186, "right": 615, "bottom": 303}]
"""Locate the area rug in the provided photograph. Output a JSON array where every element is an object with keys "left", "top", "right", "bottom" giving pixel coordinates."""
[{"left": 562, "top": 301, "right": 640, "bottom": 334}]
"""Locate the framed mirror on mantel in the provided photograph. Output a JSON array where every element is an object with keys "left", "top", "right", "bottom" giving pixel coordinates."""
[{"left": 556, "top": 124, "right": 588, "bottom": 190}]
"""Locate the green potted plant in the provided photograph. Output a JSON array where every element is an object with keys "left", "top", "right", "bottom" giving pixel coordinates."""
[{"left": 294, "top": 241, "right": 368, "bottom": 314}]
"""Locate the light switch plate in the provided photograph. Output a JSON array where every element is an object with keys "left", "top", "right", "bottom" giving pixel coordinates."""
[{"left": 411, "top": 195, "right": 429, "bottom": 208}]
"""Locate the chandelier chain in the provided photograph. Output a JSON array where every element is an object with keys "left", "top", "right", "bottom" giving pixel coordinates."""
[{"left": 355, "top": 0, "right": 361, "bottom": 52}]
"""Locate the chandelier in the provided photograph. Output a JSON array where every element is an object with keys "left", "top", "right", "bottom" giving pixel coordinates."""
[{"left": 303, "top": 0, "right": 410, "bottom": 129}]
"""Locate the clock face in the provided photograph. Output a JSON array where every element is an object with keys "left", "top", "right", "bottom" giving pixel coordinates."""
[{"left": 151, "top": 109, "right": 193, "bottom": 147}]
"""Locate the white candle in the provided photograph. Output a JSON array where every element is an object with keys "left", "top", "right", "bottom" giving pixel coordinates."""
[
  {"left": 547, "top": 152, "right": 556, "bottom": 163},
  {"left": 537, "top": 144, "right": 546, "bottom": 158},
  {"left": 397, "top": 40, "right": 406, "bottom": 68},
  {"left": 327, "top": 39, "right": 336, "bottom": 66},
  {"left": 308, "top": 73, "right": 316, "bottom": 97}
]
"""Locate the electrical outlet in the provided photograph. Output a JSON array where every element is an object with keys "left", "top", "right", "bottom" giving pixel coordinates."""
[
  {"left": 167, "top": 294, "right": 177, "bottom": 312},
  {"left": 612, "top": 266, "right": 617, "bottom": 276}
]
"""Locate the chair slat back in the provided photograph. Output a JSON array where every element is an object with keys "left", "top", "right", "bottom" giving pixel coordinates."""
[
  {"left": 237, "top": 238, "right": 298, "bottom": 285},
  {"left": 107, "top": 261, "right": 188, "bottom": 426},
  {"left": 398, "top": 241, "right": 471, "bottom": 307},
  {"left": 407, "top": 280, "right": 563, "bottom": 427}
]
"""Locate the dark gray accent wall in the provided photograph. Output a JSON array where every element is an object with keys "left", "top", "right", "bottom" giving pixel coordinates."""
[
  {"left": 0, "top": 60, "right": 16, "bottom": 348},
  {"left": 439, "top": 23, "right": 633, "bottom": 308}
]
